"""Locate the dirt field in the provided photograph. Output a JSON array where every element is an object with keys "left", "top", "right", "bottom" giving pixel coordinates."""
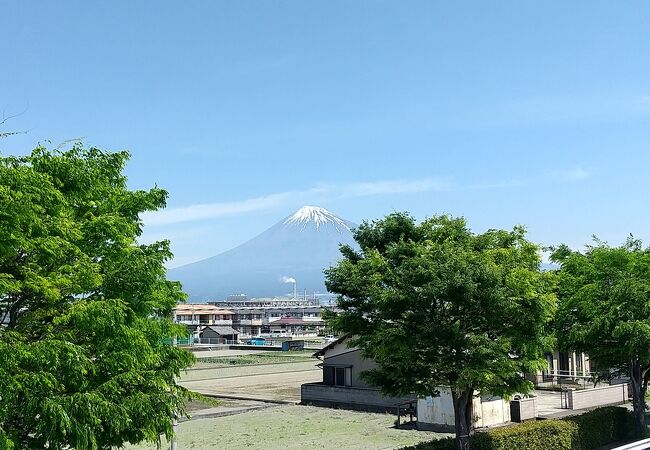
[
  {"left": 182, "top": 360, "right": 318, "bottom": 381},
  {"left": 179, "top": 349, "right": 321, "bottom": 401},
  {"left": 125, "top": 348, "right": 446, "bottom": 449},
  {"left": 126, "top": 404, "right": 447, "bottom": 450},
  {"left": 181, "top": 367, "right": 321, "bottom": 401}
]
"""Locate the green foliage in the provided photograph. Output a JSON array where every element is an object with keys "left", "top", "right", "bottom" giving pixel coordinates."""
[
  {"left": 0, "top": 147, "right": 194, "bottom": 449},
  {"left": 0, "top": 429, "right": 13, "bottom": 450},
  {"left": 474, "top": 420, "right": 575, "bottom": 450},
  {"left": 552, "top": 238, "right": 650, "bottom": 374},
  {"left": 566, "top": 406, "right": 634, "bottom": 450},
  {"left": 403, "top": 437, "right": 457, "bottom": 450},
  {"left": 198, "top": 352, "right": 314, "bottom": 366},
  {"left": 325, "top": 213, "right": 556, "bottom": 445},
  {"left": 551, "top": 237, "right": 650, "bottom": 435},
  {"left": 401, "top": 407, "right": 633, "bottom": 450}
]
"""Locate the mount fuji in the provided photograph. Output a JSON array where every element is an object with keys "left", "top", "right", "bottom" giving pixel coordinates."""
[{"left": 168, "top": 206, "right": 358, "bottom": 301}]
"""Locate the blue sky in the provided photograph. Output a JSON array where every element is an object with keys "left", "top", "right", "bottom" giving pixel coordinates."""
[{"left": 2, "top": 1, "right": 650, "bottom": 267}]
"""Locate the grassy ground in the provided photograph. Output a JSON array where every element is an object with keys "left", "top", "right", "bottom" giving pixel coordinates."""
[
  {"left": 151, "top": 348, "right": 445, "bottom": 449},
  {"left": 127, "top": 404, "right": 447, "bottom": 450},
  {"left": 193, "top": 351, "right": 315, "bottom": 368}
]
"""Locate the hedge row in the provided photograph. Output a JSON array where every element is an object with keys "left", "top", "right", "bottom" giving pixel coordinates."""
[
  {"left": 401, "top": 406, "right": 633, "bottom": 450},
  {"left": 566, "top": 406, "right": 634, "bottom": 450}
]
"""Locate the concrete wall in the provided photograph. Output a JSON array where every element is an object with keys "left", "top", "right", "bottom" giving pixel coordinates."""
[
  {"left": 417, "top": 388, "right": 511, "bottom": 432},
  {"left": 301, "top": 382, "right": 415, "bottom": 413},
  {"left": 323, "top": 349, "right": 378, "bottom": 388},
  {"left": 567, "top": 384, "right": 628, "bottom": 410},
  {"left": 477, "top": 395, "right": 511, "bottom": 428},
  {"left": 417, "top": 389, "right": 455, "bottom": 431}
]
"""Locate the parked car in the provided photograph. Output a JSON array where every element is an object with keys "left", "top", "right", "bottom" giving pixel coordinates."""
[
  {"left": 246, "top": 337, "right": 266, "bottom": 346},
  {"left": 324, "top": 335, "right": 337, "bottom": 344}
]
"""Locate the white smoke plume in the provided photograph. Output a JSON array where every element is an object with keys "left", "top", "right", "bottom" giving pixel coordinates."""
[{"left": 281, "top": 276, "right": 296, "bottom": 284}]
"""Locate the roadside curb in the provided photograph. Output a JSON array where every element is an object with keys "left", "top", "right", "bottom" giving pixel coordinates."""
[
  {"left": 183, "top": 403, "right": 283, "bottom": 422},
  {"left": 197, "top": 393, "right": 299, "bottom": 405}
]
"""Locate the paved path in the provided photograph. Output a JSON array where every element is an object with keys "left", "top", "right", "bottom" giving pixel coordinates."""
[
  {"left": 533, "top": 389, "right": 566, "bottom": 418},
  {"left": 533, "top": 389, "right": 632, "bottom": 420}
]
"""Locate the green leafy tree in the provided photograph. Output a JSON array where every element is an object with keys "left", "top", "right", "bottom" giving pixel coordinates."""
[
  {"left": 325, "top": 214, "right": 556, "bottom": 450},
  {"left": 552, "top": 237, "right": 650, "bottom": 437},
  {"left": 0, "top": 147, "right": 194, "bottom": 449}
]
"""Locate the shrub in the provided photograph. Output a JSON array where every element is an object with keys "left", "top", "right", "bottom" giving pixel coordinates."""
[
  {"left": 566, "top": 406, "right": 634, "bottom": 450},
  {"left": 401, "top": 406, "right": 633, "bottom": 450},
  {"left": 472, "top": 420, "right": 575, "bottom": 450},
  {"left": 401, "top": 437, "right": 456, "bottom": 450}
]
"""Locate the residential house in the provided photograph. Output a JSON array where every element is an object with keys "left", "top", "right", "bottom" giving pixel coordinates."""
[
  {"left": 199, "top": 325, "right": 239, "bottom": 343},
  {"left": 301, "top": 336, "right": 511, "bottom": 431},
  {"left": 267, "top": 316, "right": 323, "bottom": 337},
  {"left": 529, "top": 350, "right": 592, "bottom": 387},
  {"left": 172, "top": 304, "right": 234, "bottom": 341},
  {"left": 301, "top": 336, "right": 415, "bottom": 413}
]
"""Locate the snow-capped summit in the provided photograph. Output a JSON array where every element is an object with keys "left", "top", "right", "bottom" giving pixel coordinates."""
[
  {"left": 169, "top": 206, "right": 357, "bottom": 300},
  {"left": 284, "top": 206, "right": 351, "bottom": 232}
]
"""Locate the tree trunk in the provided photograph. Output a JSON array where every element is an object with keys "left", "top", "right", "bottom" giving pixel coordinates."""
[
  {"left": 452, "top": 389, "right": 474, "bottom": 450},
  {"left": 630, "top": 359, "right": 646, "bottom": 437}
]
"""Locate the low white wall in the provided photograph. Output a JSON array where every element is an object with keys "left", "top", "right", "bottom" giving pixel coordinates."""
[
  {"left": 417, "top": 388, "right": 510, "bottom": 431},
  {"left": 301, "top": 383, "right": 415, "bottom": 413},
  {"left": 418, "top": 388, "right": 456, "bottom": 430},
  {"left": 567, "top": 384, "right": 628, "bottom": 410},
  {"left": 477, "top": 395, "right": 511, "bottom": 428}
]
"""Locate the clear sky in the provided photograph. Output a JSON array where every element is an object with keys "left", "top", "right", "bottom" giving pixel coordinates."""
[{"left": 2, "top": 1, "right": 650, "bottom": 267}]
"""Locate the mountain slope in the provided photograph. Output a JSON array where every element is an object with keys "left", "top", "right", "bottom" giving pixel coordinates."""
[{"left": 168, "top": 206, "right": 357, "bottom": 300}]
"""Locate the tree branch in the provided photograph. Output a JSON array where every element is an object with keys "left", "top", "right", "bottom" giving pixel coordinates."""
[{"left": 0, "top": 104, "right": 31, "bottom": 138}]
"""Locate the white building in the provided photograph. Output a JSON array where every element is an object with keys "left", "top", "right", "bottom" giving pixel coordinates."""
[
  {"left": 417, "top": 389, "right": 511, "bottom": 432},
  {"left": 173, "top": 304, "right": 234, "bottom": 326}
]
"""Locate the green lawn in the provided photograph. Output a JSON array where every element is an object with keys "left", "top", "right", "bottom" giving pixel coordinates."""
[
  {"left": 193, "top": 351, "right": 316, "bottom": 368},
  {"left": 126, "top": 405, "right": 447, "bottom": 450}
]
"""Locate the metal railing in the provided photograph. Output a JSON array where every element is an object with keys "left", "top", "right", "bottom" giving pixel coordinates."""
[
  {"left": 611, "top": 438, "right": 650, "bottom": 450},
  {"left": 196, "top": 338, "right": 240, "bottom": 345},
  {"left": 539, "top": 369, "right": 600, "bottom": 389},
  {"left": 396, "top": 401, "right": 417, "bottom": 427},
  {"left": 173, "top": 337, "right": 240, "bottom": 346}
]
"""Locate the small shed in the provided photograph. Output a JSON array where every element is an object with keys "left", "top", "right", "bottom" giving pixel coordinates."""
[{"left": 200, "top": 325, "right": 239, "bottom": 343}]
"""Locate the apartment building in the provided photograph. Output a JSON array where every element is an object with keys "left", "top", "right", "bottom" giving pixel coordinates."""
[
  {"left": 173, "top": 304, "right": 234, "bottom": 326},
  {"left": 208, "top": 298, "right": 327, "bottom": 337}
]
